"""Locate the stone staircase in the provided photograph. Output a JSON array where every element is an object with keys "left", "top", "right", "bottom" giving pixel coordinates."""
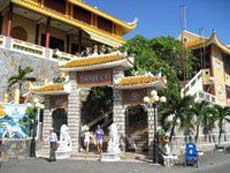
[{"left": 128, "top": 128, "right": 148, "bottom": 152}]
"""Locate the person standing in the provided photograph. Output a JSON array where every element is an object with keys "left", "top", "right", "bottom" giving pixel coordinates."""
[
  {"left": 83, "top": 127, "right": 91, "bottom": 153},
  {"left": 95, "top": 124, "right": 104, "bottom": 153},
  {"left": 47, "top": 128, "right": 58, "bottom": 162}
]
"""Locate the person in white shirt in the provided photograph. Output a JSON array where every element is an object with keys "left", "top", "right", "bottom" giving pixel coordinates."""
[
  {"left": 84, "top": 128, "right": 91, "bottom": 153},
  {"left": 47, "top": 128, "right": 58, "bottom": 162}
]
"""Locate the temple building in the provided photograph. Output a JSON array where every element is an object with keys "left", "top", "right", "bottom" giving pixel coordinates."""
[
  {"left": 0, "top": 0, "right": 137, "bottom": 59},
  {"left": 0, "top": 0, "right": 167, "bottom": 155},
  {"left": 179, "top": 30, "right": 230, "bottom": 106}
]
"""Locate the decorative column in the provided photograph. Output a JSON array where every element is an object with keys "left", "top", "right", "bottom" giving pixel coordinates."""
[
  {"left": 113, "top": 67, "right": 126, "bottom": 139},
  {"left": 147, "top": 107, "right": 155, "bottom": 152},
  {"left": 6, "top": 3, "right": 13, "bottom": 37},
  {"left": 67, "top": 72, "right": 81, "bottom": 151},
  {"left": 113, "top": 89, "right": 126, "bottom": 137},
  {"left": 45, "top": 17, "right": 51, "bottom": 48},
  {"left": 42, "top": 96, "right": 52, "bottom": 152}
]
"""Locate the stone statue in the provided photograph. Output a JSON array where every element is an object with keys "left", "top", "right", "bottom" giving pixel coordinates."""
[
  {"left": 99, "top": 45, "right": 107, "bottom": 54},
  {"left": 92, "top": 44, "right": 98, "bottom": 56},
  {"left": 56, "top": 124, "right": 72, "bottom": 159},
  {"left": 107, "top": 123, "right": 120, "bottom": 153}
]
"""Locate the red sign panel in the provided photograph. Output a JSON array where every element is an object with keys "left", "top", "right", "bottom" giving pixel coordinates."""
[
  {"left": 50, "top": 95, "right": 68, "bottom": 109},
  {"left": 77, "top": 69, "right": 113, "bottom": 88},
  {"left": 122, "top": 89, "right": 148, "bottom": 105}
]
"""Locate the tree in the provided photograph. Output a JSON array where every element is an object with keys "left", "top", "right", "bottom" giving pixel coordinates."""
[
  {"left": 191, "top": 101, "right": 213, "bottom": 142},
  {"left": 119, "top": 35, "right": 197, "bottom": 139},
  {"left": 160, "top": 95, "right": 195, "bottom": 141},
  {"left": 81, "top": 86, "right": 113, "bottom": 127},
  {"left": 212, "top": 105, "right": 230, "bottom": 145},
  {"left": 8, "top": 65, "right": 36, "bottom": 94}
]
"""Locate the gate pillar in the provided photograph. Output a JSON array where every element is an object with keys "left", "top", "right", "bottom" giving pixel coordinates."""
[{"left": 67, "top": 72, "right": 81, "bottom": 151}]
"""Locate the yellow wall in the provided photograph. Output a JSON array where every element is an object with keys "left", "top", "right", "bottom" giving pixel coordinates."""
[
  {"left": 211, "top": 46, "right": 227, "bottom": 106},
  {"left": 2, "top": 14, "right": 36, "bottom": 43},
  {"left": 1, "top": 13, "right": 92, "bottom": 52}
]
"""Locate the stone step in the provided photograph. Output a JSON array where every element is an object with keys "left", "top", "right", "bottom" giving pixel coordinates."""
[{"left": 71, "top": 152, "right": 101, "bottom": 160}]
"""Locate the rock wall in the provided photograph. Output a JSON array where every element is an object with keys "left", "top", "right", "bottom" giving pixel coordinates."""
[
  {"left": 0, "top": 48, "right": 59, "bottom": 101},
  {"left": 0, "top": 139, "right": 30, "bottom": 160}
]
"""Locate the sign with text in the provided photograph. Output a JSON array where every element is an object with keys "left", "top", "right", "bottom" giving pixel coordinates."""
[
  {"left": 122, "top": 89, "right": 148, "bottom": 105},
  {"left": 77, "top": 69, "right": 113, "bottom": 87},
  {"left": 50, "top": 95, "right": 68, "bottom": 109}
]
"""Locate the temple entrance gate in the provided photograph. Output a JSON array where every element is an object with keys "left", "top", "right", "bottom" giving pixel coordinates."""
[{"left": 34, "top": 52, "right": 165, "bottom": 153}]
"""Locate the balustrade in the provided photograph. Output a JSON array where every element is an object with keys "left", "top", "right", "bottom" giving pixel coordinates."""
[{"left": 0, "top": 35, "right": 78, "bottom": 62}]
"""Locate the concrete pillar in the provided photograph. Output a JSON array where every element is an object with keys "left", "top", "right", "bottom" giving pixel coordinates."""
[
  {"left": 45, "top": 17, "right": 51, "bottom": 48},
  {"left": 113, "top": 67, "right": 126, "bottom": 138},
  {"left": 67, "top": 72, "right": 81, "bottom": 151},
  {"left": 113, "top": 88, "right": 126, "bottom": 137},
  {"left": 147, "top": 107, "right": 154, "bottom": 152},
  {"left": 6, "top": 3, "right": 13, "bottom": 37},
  {"left": 41, "top": 96, "right": 52, "bottom": 151}
]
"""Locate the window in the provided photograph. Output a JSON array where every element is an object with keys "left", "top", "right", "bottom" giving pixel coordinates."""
[
  {"left": 97, "top": 16, "right": 113, "bottom": 33},
  {"left": 73, "top": 6, "right": 91, "bottom": 24},
  {"left": 41, "top": 34, "right": 65, "bottom": 51},
  {"left": 12, "top": 26, "right": 28, "bottom": 41},
  {"left": 183, "top": 37, "right": 188, "bottom": 43},
  {"left": 213, "top": 51, "right": 222, "bottom": 61},
  {"left": 44, "top": 0, "right": 66, "bottom": 14}
]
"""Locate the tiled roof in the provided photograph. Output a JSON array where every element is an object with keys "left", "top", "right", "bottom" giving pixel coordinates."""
[
  {"left": 32, "top": 83, "right": 64, "bottom": 92},
  {"left": 61, "top": 55, "right": 123, "bottom": 68},
  {"left": 117, "top": 75, "right": 160, "bottom": 87}
]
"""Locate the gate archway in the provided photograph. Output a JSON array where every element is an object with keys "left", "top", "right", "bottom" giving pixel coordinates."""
[
  {"left": 34, "top": 51, "right": 165, "bottom": 152},
  {"left": 125, "top": 105, "right": 148, "bottom": 152},
  {"left": 52, "top": 108, "right": 67, "bottom": 139}
]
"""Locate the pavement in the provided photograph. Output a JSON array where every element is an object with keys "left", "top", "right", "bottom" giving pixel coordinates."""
[{"left": 1, "top": 150, "right": 230, "bottom": 173}]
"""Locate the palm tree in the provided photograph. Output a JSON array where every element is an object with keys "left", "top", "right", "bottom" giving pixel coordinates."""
[
  {"left": 212, "top": 105, "right": 230, "bottom": 145},
  {"left": 191, "top": 101, "right": 213, "bottom": 142},
  {"left": 8, "top": 65, "right": 36, "bottom": 94},
  {"left": 160, "top": 95, "right": 195, "bottom": 141}
]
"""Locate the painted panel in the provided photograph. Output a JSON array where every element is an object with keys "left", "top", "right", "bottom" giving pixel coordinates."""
[
  {"left": 50, "top": 95, "right": 68, "bottom": 109},
  {"left": 0, "top": 104, "right": 32, "bottom": 138},
  {"left": 76, "top": 69, "right": 113, "bottom": 87},
  {"left": 122, "top": 89, "right": 148, "bottom": 105}
]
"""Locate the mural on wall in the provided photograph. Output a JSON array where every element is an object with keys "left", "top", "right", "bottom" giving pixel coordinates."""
[{"left": 0, "top": 104, "right": 32, "bottom": 138}]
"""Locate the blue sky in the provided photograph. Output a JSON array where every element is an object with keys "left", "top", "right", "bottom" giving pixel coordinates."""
[{"left": 84, "top": 0, "right": 230, "bottom": 44}]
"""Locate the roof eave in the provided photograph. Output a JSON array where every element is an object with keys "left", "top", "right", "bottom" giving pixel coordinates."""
[
  {"left": 115, "top": 80, "right": 166, "bottom": 90},
  {"left": 68, "top": 0, "right": 137, "bottom": 32},
  {"left": 59, "top": 58, "right": 133, "bottom": 72},
  {"left": 11, "top": 0, "right": 126, "bottom": 45},
  {"left": 32, "top": 90, "right": 69, "bottom": 96},
  {"left": 187, "top": 33, "right": 230, "bottom": 54}
]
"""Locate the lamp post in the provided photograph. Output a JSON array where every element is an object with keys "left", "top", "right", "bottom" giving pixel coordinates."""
[{"left": 143, "top": 90, "right": 166, "bottom": 163}]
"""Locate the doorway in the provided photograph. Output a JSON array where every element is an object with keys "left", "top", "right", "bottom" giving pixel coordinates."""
[
  {"left": 41, "top": 34, "right": 65, "bottom": 51},
  {"left": 125, "top": 105, "right": 148, "bottom": 152},
  {"left": 52, "top": 108, "right": 67, "bottom": 139},
  {"left": 80, "top": 86, "right": 113, "bottom": 152}
]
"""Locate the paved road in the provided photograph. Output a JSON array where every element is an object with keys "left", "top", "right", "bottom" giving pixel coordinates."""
[{"left": 1, "top": 151, "right": 230, "bottom": 173}]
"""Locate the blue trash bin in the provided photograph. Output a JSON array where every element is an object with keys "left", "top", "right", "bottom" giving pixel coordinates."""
[{"left": 184, "top": 142, "right": 199, "bottom": 167}]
